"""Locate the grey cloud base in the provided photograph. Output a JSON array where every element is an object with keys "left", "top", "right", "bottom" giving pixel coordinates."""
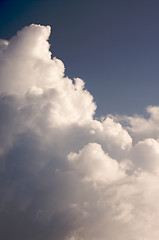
[{"left": 0, "top": 24, "right": 159, "bottom": 240}]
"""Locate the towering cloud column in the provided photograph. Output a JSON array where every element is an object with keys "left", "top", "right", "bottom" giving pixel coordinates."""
[{"left": 0, "top": 24, "right": 159, "bottom": 240}]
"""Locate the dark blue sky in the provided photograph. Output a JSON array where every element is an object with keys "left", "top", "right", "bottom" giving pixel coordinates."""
[{"left": 0, "top": 0, "right": 159, "bottom": 117}]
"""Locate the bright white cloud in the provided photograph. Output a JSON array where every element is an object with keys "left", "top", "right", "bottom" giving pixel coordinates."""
[
  {"left": 114, "top": 105, "right": 159, "bottom": 141},
  {"left": 68, "top": 142, "right": 126, "bottom": 183},
  {"left": 0, "top": 24, "right": 159, "bottom": 240},
  {"left": 132, "top": 138, "right": 159, "bottom": 173}
]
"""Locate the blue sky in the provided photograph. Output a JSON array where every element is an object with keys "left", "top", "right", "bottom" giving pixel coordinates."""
[{"left": 0, "top": 0, "right": 159, "bottom": 116}]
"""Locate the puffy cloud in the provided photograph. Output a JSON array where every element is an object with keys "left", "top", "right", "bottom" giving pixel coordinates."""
[
  {"left": 0, "top": 24, "right": 159, "bottom": 240},
  {"left": 132, "top": 138, "right": 159, "bottom": 173},
  {"left": 114, "top": 105, "right": 159, "bottom": 142},
  {"left": 68, "top": 142, "right": 125, "bottom": 183}
]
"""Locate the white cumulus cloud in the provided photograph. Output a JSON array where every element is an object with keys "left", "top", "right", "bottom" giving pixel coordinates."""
[{"left": 0, "top": 24, "right": 159, "bottom": 240}]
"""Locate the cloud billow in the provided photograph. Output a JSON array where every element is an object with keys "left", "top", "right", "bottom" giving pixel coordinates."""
[{"left": 0, "top": 24, "right": 159, "bottom": 240}]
